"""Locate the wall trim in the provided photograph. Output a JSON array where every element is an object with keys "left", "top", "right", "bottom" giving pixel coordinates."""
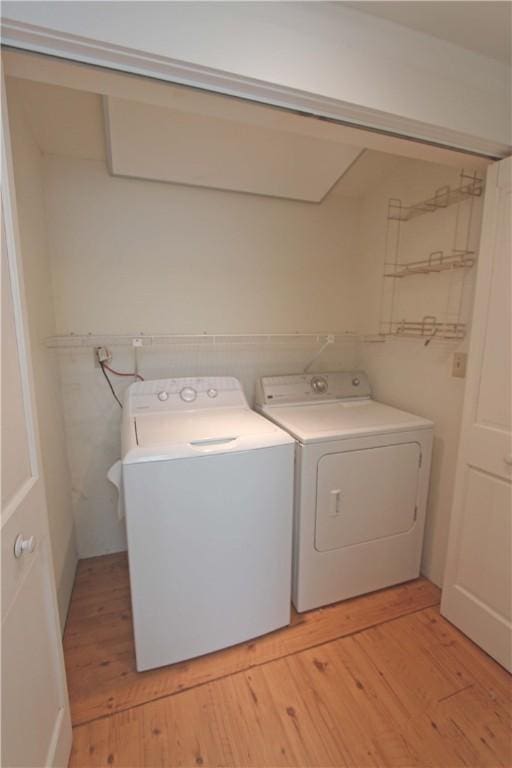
[
  {"left": 56, "top": 534, "right": 78, "bottom": 634},
  {"left": 1, "top": 18, "right": 509, "bottom": 160}
]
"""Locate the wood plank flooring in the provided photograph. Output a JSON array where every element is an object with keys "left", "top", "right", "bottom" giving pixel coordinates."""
[{"left": 65, "top": 553, "right": 512, "bottom": 767}]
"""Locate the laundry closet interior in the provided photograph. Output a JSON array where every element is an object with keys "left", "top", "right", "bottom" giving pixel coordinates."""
[{"left": 5, "top": 51, "right": 489, "bottom": 625}]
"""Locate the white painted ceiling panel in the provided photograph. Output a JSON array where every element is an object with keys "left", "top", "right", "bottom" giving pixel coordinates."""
[
  {"left": 9, "top": 78, "right": 106, "bottom": 161},
  {"left": 9, "top": 77, "right": 404, "bottom": 201},
  {"left": 104, "top": 96, "right": 364, "bottom": 202}
]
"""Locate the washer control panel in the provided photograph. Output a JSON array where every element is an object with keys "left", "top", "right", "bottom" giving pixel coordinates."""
[
  {"left": 255, "top": 371, "right": 371, "bottom": 406},
  {"left": 128, "top": 377, "right": 248, "bottom": 413}
]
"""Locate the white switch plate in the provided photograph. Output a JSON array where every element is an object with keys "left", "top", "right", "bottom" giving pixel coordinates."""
[{"left": 452, "top": 352, "right": 467, "bottom": 378}]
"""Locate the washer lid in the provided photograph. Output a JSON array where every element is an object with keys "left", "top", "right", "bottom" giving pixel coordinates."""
[
  {"left": 259, "top": 399, "right": 433, "bottom": 444},
  {"left": 123, "top": 406, "right": 294, "bottom": 463}
]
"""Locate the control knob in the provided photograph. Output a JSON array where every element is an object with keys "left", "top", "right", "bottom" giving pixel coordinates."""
[
  {"left": 157, "top": 391, "right": 169, "bottom": 401},
  {"left": 311, "top": 376, "right": 328, "bottom": 394},
  {"left": 180, "top": 386, "right": 197, "bottom": 403}
]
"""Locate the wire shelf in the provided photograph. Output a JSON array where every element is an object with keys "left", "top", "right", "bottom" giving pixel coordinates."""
[
  {"left": 380, "top": 318, "right": 467, "bottom": 341},
  {"left": 387, "top": 173, "right": 483, "bottom": 222},
  {"left": 377, "top": 168, "right": 483, "bottom": 345},
  {"left": 383, "top": 249, "right": 476, "bottom": 278}
]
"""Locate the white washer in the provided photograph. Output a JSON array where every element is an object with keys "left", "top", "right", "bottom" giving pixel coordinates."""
[
  {"left": 255, "top": 371, "right": 433, "bottom": 612},
  {"left": 121, "top": 376, "right": 294, "bottom": 671}
]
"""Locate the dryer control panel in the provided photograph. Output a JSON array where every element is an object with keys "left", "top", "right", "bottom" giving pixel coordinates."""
[{"left": 255, "top": 371, "right": 371, "bottom": 406}]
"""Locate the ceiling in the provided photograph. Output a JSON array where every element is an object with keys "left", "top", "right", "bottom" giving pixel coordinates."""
[
  {"left": 342, "top": 1, "right": 511, "bottom": 64},
  {"left": 9, "top": 77, "right": 404, "bottom": 202}
]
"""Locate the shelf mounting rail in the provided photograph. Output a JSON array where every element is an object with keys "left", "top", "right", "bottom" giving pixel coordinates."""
[{"left": 44, "top": 331, "right": 359, "bottom": 349}]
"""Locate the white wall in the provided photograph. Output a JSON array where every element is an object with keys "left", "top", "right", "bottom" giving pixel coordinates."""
[
  {"left": 2, "top": 2, "right": 510, "bottom": 153},
  {"left": 42, "top": 153, "right": 361, "bottom": 557},
  {"left": 355, "top": 159, "right": 483, "bottom": 586},
  {"left": 6, "top": 81, "right": 77, "bottom": 628},
  {"left": 44, "top": 155, "right": 361, "bottom": 335}
]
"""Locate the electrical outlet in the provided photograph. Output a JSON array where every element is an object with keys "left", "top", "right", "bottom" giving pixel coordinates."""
[
  {"left": 94, "top": 346, "right": 112, "bottom": 367},
  {"left": 452, "top": 352, "right": 467, "bottom": 378}
]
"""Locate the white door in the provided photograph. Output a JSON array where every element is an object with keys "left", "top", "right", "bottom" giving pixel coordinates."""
[
  {"left": 441, "top": 157, "right": 512, "bottom": 671},
  {"left": 1, "top": 86, "right": 72, "bottom": 767}
]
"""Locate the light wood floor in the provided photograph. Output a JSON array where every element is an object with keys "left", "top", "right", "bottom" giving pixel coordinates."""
[{"left": 65, "top": 553, "right": 511, "bottom": 767}]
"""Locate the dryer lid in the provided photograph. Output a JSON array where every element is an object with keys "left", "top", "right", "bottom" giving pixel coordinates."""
[
  {"left": 259, "top": 399, "right": 433, "bottom": 444},
  {"left": 122, "top": 407, "right": 293, "bottom": 463}
]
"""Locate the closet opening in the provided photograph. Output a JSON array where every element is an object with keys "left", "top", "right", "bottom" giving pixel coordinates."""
[{"left": 3, "top": 48, "right": 491, "bottom": 592}]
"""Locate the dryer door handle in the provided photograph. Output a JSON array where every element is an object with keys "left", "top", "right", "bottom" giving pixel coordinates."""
[{"left": 329, "top": 489, "right": 342, "bottom": 517}]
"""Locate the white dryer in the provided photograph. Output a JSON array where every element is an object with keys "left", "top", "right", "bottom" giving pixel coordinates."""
[
  {"left": 120, "top": 376, "right": 294, "bottom": 671},
  {"left": 255, "top": 371, "right": 433, "bottom": 612}
]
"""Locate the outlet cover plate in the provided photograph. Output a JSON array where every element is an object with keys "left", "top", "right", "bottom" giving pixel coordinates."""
[{"left": 452, "top": 352, "right": 467, "bottom": 378}]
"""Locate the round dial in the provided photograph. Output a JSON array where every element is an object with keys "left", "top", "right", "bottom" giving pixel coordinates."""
[
  {"left": 180, "top": 386, "right": 197, "bottom": 403},
  {"left": 207, "top": 388, "right": 218, "bottom": 398},
  {"left": 157, "top": 391, "right": 169, "bottom": 401},
  {"left": 311, "top": 376, "right": 328, "bottom": 394}
]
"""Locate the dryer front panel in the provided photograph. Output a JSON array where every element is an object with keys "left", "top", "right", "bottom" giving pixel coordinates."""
[{"left": 315, "top": 442, "right": 421, "bottom": 552}]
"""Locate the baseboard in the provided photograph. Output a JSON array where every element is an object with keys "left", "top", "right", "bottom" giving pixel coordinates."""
[{"left": 420, "top": 563, "right": 442, "bottom": 589}]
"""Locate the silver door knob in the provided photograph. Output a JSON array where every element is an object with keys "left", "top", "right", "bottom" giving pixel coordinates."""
[{"left": 14, "top": 534, "right": 36, "bottom": 559}]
